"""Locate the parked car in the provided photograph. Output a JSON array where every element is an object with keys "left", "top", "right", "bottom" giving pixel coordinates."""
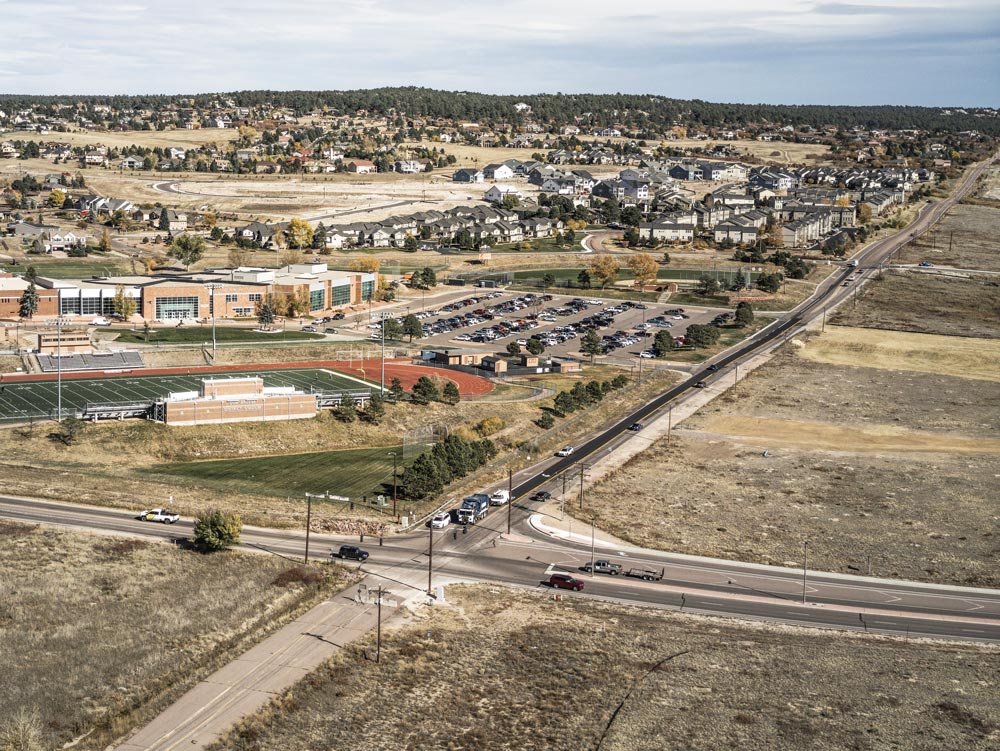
[
  {"left": 136, "top": 508, "right": 179, "bottom": 524},
  {"left": 333, "top": 545, "right": 369, "bottom": 561},
  {"left": 429, "top": 512, "right": 451, "bottom": 529},
  {"left": 628, "top": 423, "right": 643, "bottom": 431},
  {"left": 301, "top": 325, "right": 318, "bottom": 332},
  {"left": 548, "top": 573, "right": 584, "bottom": 591},
  {"left": 555, "top": 446, "right": 575, "bottom": 457}
]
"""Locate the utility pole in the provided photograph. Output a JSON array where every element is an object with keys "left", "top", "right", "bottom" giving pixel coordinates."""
[
  {"left": 506, "top": 467, "right": 513, "bottom": 535},
  {"left": 375, "top": 586, "right": 384, "bottom": 663},
  {"left": 578, "top": 465, "right": 587, "bottom": 511},
  {"left": 666, "top": 405, "right": 673, "bottom": 447},
  {"left": 822, "top": 307, "right": 827, "bottom": 333},
  {"left": 304, "top": 493, "right": 312, "bottom": 563}
]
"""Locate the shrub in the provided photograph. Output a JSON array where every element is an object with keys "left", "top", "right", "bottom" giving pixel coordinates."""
[
  {"left": 536, "top": 412, "right": 555, "bottom": 429},
  {"left": 476, "top": 416, "right": 506, "bottom": 436},
  {"left": 272, "top": 566, "right": 325, "bottom": 588},
  {"left": 192, "top": 508, "right": 242, "bottom": 552}
]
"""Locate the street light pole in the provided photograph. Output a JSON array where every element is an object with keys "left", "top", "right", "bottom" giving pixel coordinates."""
[
  {"left": 389, "top": 451, "right": 398, "bottom": 519},
  {"left": 590, "top": 515, "right": 596, "bottom": 577},
  {"left": 801, "top": 540, "right": 809, "bottom": 604},
  {"left": 506, "top": 467, "right": 513, "bottom": 535},
  {"left": 427, "top": 524, "right": 434, "bottom": 597}
]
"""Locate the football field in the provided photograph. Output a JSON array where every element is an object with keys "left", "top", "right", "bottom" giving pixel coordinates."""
[{"left": 0, "top": 367, "right": 370, "bottom": 423}]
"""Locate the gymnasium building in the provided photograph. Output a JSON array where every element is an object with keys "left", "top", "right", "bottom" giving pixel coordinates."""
[{"left": 0, "top": 263, "right": 377, "bottom": 322}]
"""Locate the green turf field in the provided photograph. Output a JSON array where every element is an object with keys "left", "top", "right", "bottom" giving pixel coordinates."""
[
  {"left": 0, "top": 367, "right": 370, "bottom": 423},
  {"left": 103, "top": 327, "right": 325, "bottom": 345},
  {"left": 152, "top": 445, "right": 423, "bottom": 502}
]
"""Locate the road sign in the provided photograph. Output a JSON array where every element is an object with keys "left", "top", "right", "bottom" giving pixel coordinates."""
[{"left": 370, "top": 311, "right": 393, "bottom": 322}]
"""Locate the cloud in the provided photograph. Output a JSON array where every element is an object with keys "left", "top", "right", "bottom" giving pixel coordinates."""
[{"left": 0, "top": 1, "right": 996, "bottom": 105}]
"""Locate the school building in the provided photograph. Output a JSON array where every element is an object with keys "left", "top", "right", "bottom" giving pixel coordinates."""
[{"left": 0, "top": 263, "right": 377, "bottom": 322}]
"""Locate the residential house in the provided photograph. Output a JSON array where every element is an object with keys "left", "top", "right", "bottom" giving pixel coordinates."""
[
  {"left": 640, "top": 219, "right": 695, "bottom": 243},
  {"left": 484, "top": 185, "right": 523, "bottom": 204},
  {"left": 394, "top": 160, "right": 422, "bottom": 174},
  {"left": 120, "top": 155, "right": 145, "bottom": 170},
  {"left": 453, "top": 168, "right": 485, "bottom": 183},
  {"left": 483, "top": 163, "right": 515, "bottom": 181},
  {"left": 347, "top": 160, "right": 376, "bottom": 174}
]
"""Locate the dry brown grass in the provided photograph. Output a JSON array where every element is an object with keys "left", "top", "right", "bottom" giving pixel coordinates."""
[
  {"left": 0, "top": 520, "right": 352, "bottom": 750},
  {"left": 213, "top": 584, "right": 1000, "bottom": 751},
  {"left": 582, "top": 345, "right": 1000, "bottom": 587},
  {"left": 898, "top": 203, "right": 1000, "bottom": 271},
  {"left": 663, "top": 138, "right": 833, "bottom": 165},
  {"left": 832, "top": 270, "right": 1000, "bottom": 339},
  {"left": 798, "top": 326, "right": 1000, "bottom": 381}
]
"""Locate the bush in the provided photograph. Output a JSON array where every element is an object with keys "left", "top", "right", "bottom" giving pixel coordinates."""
[
  {"left": 476, "top": 416, "right": 506, "bottom": 436},
  {"left": 272, "top": 566, "right": 325, "bottom": 588},
  {"left": 192, "top": 508, "right": 242, "bottom": 552},
  {"left": 536, "top": 412, "right": 555, "bottom": 429}
]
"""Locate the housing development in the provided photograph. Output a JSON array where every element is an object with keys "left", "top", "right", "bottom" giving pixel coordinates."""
[{"left": 2, "top": 6, "right": 999, "bottom": 749}]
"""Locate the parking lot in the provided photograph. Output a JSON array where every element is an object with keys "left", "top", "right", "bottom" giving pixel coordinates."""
[{"left": 367, "top": 290, "right": 726, "bottom": 362}]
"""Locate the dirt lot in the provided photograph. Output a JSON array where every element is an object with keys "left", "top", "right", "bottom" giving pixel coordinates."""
[
  {"left": 583, "top": 344, "right": 1000, "bottom": 587},
  {"left": 0, "top": 520, "right": 351, "bottom": 750},
  {"left": 898, "top": 203, "right": 1000, "bottom": 272},
  {"left": 832, "top": 270, "right": 1000, "bottom": 339},
  {"left": 214, "top": 585, "right": 1000, "bottom": 751}
]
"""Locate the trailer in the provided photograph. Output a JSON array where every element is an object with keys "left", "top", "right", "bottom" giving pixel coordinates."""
[
  {"left": 456, "top": 494, "right": 490, "bottom": 525},
  {"left": 625, "top": 566, "right": 665, "bottom": 582}
]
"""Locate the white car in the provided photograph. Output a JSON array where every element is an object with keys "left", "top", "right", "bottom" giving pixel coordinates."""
[
  {"left": 587, "top": 299, "right": 604, "bottom": 306},
  {"left": 136, "top": 508, "right": 180, "bottom": 524},
  {"left": 639, "top": 350, "right": 656, "bottom": 358},
  {"left": 555, "top": 446, "right": 575, "bottom": 457},
  {"left": 429, "top": 512, "right": 451, "bottom": 529},
  {"left": 91, "top": 316, "right": 111, "bottom": 326}
]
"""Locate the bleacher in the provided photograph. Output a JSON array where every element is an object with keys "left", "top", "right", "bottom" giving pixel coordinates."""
[{"left": 36, "top": 351, "right": 146, "bottom": 373}]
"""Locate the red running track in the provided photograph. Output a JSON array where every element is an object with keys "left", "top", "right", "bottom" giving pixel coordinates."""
[{"left": 0, "top": 359, "right": 495, "bottom": 397}]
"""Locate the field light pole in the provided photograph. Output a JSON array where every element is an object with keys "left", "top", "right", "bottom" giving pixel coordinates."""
[
  {"left": 206, "top": 283, "right": 222, "bottom": 360},
  {"left": 56, "top": 319, "right": 63, "bottom": 422},
  {"left": 801, "top": 540, "right": 810, "bottom": 604}
]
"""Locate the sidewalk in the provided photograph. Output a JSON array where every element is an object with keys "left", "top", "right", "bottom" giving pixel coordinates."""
[{"left": 113, "top": 575, "right": 413, "bottom": 751}]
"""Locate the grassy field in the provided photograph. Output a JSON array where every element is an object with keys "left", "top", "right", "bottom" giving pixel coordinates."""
[
  {"left": 0, "top": 367, "right": 368, "bottom": 423},
  {"left": 215, "top": 585, "right": 1000, "bottom": 751},
  {"left": 102, "top": 327, "right": 325, "bottom": 345},
  {"left": 1, "top": 257, "right": 130, "bottom": 279},
  {"left": 154, "top": 445, "right": 421, "bottom": 501},
  {"left": 832, "top": 270, "right": 1000, "bottom": 339},
  {"left": 0, "top": 520, "right": 352, "bottom": 750},
  {"left": 582, "top": 340, "right": 1000, "bottom": 587},
  {"left": 898, "top": 203, "right": 1000, "bottom": 271}
]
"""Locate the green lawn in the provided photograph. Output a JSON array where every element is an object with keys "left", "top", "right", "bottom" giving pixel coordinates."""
[
  {"left": 153, "top": 445, "right": 422, "bottom": 503},
  {"left": 3, "top": 258, "right": 129, "bottom": 279},
  {"left": 102, "top": 327, "right": 325, "bottom": 345}
]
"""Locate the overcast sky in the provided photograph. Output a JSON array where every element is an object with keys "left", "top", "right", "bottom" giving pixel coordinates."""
[{"left": 1, "top": 0, "right": 997, "bottom": 105}]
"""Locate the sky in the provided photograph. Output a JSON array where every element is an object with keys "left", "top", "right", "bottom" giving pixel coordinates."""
[{"left": 0, "top": 0, "right": 997, "bottom": 106}]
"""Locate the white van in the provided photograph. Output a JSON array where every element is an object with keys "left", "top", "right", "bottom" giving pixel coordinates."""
[{"left": 91, "top": 316, "right": 111, "bottom": 326}]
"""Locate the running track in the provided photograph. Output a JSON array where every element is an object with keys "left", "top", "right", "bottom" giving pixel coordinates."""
[{"left": 0, "top": 359, "right": 495, "bottom": 397}]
